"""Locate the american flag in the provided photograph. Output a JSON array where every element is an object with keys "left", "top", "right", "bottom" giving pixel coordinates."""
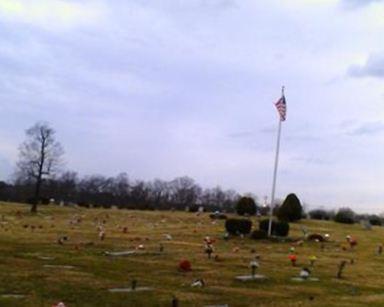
[{"left": 274, "top": 95, "right": 286, "bottom": 121}]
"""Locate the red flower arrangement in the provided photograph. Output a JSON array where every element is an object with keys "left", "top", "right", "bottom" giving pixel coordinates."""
[
  {"left": 178, "top": 259, "right": 192, "bottom": 272},
  {"left": 288, "top": 254, "right": 297, "bottom": 266}
]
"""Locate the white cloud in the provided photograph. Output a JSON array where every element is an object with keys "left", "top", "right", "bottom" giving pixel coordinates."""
[{"left": 0, "top": 0, "right": 105, "bottom": 30}]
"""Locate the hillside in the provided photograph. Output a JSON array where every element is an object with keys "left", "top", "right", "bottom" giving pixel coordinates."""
[{"left": 0, "top": 203, "right": 383, "bottom": 306}]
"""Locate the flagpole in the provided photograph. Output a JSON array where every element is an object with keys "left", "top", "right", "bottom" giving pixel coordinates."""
[{"left": 268, "top": 86, "right": 284, "bottom": 237}]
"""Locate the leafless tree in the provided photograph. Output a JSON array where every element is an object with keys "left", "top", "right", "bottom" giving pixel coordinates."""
[{"left": 16, "top": 122, "right": 64, "bottom": 212}]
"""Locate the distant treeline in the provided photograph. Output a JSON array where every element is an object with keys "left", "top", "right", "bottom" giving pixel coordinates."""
[
  {"left": 308, "top": 207, "right": 383, "bottom": 226},
  {"left": 0, "top": 172, "right": 241, "bottom": 212}
]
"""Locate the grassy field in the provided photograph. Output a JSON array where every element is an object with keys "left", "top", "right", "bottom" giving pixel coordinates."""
[{"left": 0, "top": 202, "right": 383, "bottom": 306}]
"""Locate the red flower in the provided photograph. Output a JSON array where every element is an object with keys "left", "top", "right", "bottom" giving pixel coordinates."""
[
  {"left": 288, "top": 254, "right": 297, "bottom": 263},
  {"left": 179, "top": 259, "right": 192, "bottom": 272}
]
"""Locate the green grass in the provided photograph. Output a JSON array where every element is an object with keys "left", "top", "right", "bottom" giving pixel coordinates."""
[{"left": 0, "top": 202, "right": 383, "bottom": 306}]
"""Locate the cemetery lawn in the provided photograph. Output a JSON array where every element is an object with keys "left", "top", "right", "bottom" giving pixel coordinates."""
[{"left": 1, "top": 203, "right": 384, "bottom": 306}]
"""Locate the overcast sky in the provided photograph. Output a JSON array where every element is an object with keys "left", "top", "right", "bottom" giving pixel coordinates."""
[{"left": 0, "top": 0, "right": 384, "bottom": 212}]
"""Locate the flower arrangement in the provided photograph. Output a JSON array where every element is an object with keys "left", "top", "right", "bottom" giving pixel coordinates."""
[
  {"left": 179, "top": 259, "right": 192, "bottom": 272},
  {"left": 309, "top": 255, "right": 317, "bottom": 266},
  {"left": 288, "top": 254, "right": 297, "bottom": 266}
]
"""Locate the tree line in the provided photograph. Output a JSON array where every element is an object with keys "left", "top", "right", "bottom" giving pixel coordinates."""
[
  {"left": 0, "top": 172, "right": 241, "bottom": 212},
  {"left": 0, "top": 122, "right": 243, "bottom": 212}
]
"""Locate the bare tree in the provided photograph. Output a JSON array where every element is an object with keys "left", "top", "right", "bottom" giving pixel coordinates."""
[{"left": 16, "top": 122, "right": 64, "bottom": 212}]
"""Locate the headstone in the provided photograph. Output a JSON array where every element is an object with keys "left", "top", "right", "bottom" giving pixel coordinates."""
[
  {"left": 300, "top": 268, "right": 310, "bottom": 280},
  {"left": 361, "top": 220, "right": 372, "bottom": 230},
  {"left": 291, "top": 267, "right": 319, "bottom": 282},
  {"left": 235, "top": 258, "right": 266, "bottom": 281},
  {"left": 191, "top": 279, "right": 205, "bottom": 287},
  {"left": 1, "top": 294, "right": 26, "bottom": 299},
  {"left": 235, "top": 274, "right": 267, "bottom": 281},
  {"left": 43, "top": 265, "right": 75, "bottom": 269},
  {"left": 105, "top": 251, "right": 137, "bottom": 257},
  {"left": 108, "top": 287, "right": 152, "bottom": 293},
  {"left": 38, "top": 256, "right": 55, "bottom": 261}
]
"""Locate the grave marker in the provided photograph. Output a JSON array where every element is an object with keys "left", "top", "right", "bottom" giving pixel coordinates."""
[{"left": 235, "top": 258, "right": 266, "bottom": 281}]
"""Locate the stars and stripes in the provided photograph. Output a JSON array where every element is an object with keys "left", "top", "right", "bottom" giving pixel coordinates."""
[{"left": 274, "top": 95, "right": 286, "bottom": 121}]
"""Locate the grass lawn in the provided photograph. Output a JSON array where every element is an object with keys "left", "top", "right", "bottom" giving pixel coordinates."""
[{"left": 0, "top": 202, "right": 383, "bottom": 306}]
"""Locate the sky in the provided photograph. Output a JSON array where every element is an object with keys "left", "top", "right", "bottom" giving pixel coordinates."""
[{"left": 0, "top": 0, "right": 384, "bottom": 213}]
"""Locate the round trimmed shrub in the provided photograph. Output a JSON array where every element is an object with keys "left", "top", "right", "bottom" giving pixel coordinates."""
[
  {"left": 251, "top": 230, "right": 267, "bottom": 240},
  {"left": 277, "top": 193, "right": 302, "bottom": 222},
  {"left": 188, "top": 205, "right": 199, "bottom": 213},
  {"left": 259, "top": 219, "right": 289, "bottom": 237},
  {"left": 275, "top": 220, "right": 289, "bottom": 236},
  {"left": 225, "top": 218, "right": 252, "bottom": 235},
  {"left": 368, "top": 215, "right": 382, "bottom": 226},
  {"left": 334, "top": 208, "right": 355, "bottom": 224},
  {"left": 309, "top": 209, "right": 334, "bottom": 221},
  {"left": 236, "top": 197, "right": 257, "bottom": 216}
]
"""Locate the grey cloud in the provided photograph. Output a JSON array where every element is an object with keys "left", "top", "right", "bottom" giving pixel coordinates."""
[
  {"left": 346, "top": 121, "right": 384, "bottom": 136},
  {"left": 349, "top": 54, "right": 384, "bottom": 78}
]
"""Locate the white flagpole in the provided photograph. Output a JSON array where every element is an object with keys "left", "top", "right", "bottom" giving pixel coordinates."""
[{"left": 268, "top": 86, "right": 284, "bottom": 237}]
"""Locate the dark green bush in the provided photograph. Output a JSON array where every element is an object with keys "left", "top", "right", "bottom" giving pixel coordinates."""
[
  {"left": 334, "top": 208, "right": 355, "bottom": 224},
  {"left": 309, "top": 209, "right": 334, "bottom": 220},
  {"left": 277, "top": 193, "right": 302, "bottom": 222},
  {"left": 188, "top": 205, "right": 199, "bottom": 212},
  {"left": 259, "top": 219, "right": 289, "bottom": 237},
  {"left": 78, "top": 201, "right": 90, "bottom": 208},
  {"left": 251, "top": 230, "right": 267, "bottom": 240},
  {"left": 275, "top": 220, "right": 289, "bottom": 236},
  {"left": 225, "top": 218, "right": 252, "bottom": 235},
  {"left": 368, "top": 215, "right": 382, "bottom": 226},
  {"left": 235, "top": 197, "right": 257, "bottom": 216}
]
